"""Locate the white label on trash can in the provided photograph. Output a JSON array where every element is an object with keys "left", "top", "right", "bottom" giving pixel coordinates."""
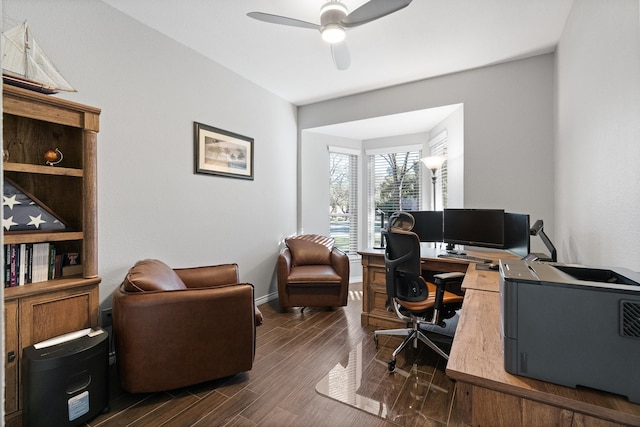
[{"left": 68, "top": 390, "right": 90, "bottom": 421}]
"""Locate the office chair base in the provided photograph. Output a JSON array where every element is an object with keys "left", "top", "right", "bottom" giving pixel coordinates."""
[{"left": 374, "top": 328, "right": 449, "bottom": 372}]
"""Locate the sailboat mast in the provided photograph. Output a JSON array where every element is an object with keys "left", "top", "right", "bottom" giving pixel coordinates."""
[{"left": 23, "top": 22, "right": 30, "bottom": 80}]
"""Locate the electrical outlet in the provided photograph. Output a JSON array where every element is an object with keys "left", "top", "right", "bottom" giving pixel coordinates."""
[{"left": 101, "top": 308, "right": 113, "bottom": 327}]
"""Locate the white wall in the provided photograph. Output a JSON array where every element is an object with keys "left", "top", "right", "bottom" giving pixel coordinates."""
[
  {"left": 2, "top": 0, "right": 298, "bottom": 304},
  {"left": 300, "top": 132, "right": 357, "bottom": 237},
  {"left": 556, "top": 0, "right": 640, "bottom": 270},
  {"left": 299, "top": 55, "right": 556, "bottom": 255}
]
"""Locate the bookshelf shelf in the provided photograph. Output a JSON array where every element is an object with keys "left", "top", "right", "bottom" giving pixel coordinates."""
[
  {"left": 2, "top": 84, "right": 101, "bottom": 427},
  {"left": 3, "top": 231, "right": 84, "bottom": 245},
  {"left": 3, "top": 162, "right": 83, "bottom": 177}
]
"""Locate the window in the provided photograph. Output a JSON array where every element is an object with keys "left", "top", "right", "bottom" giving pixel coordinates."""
[
  {"left": 429, "top": 131, "right": 448, "bottom": 209},
  {"left": 367, "top": 147, "right": 422, "bottom": 247},
  {"left": 329, "top": 148, "right": 358, "bottom": 254}
]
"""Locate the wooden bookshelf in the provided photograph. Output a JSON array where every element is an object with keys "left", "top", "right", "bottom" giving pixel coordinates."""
[{"left": 2, "top": 84, "right": 101, "bottom": 427}]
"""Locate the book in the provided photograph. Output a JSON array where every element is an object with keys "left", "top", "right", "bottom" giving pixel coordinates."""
[
  {"left": 4, "top": 244, "right": 11, "bottom": 287},
  {"left": 48, "top": 245, "right": 56, "bottom": 280},
  {"left": 32, "top": 243, "right": 49, "bottom": 283},
  {"left": 3, "top": 243, "right": 58, "bottom": 285},
  {"left": 18, "top": 243, "right": 26, "bottom": 286},
  {"left": 9, "top": 244, "right": 18, "bottom": 287}
]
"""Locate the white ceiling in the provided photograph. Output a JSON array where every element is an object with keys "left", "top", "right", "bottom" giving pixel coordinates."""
[{"left": 101, "top": 0, "right": 574, "bottom": 138}]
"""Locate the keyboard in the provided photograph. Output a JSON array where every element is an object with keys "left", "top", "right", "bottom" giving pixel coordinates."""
[{"left": 437, "top": 253, "right": 492, "bottom": 263}]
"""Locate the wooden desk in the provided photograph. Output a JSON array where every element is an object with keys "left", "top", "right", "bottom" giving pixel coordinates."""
[
  {"left": 359, "top": 248, "right": 640, "bottom": 425},
  {"left": 358, "top": 247, "right": 510, "bottom": 327},
  {"left": 447, "top": 289, "right": 640, "bottom": 426}
]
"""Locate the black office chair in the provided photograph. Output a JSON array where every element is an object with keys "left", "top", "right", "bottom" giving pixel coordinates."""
[{"left": 374, "top": 212, "right": 464, "bottom": 372}]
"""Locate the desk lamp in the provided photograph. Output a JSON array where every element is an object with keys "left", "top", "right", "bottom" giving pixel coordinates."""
[{"left": 420, "top": 156, "right": 447, "bottom": 210}]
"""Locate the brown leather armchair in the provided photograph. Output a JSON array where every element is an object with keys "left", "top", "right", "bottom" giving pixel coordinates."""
[
  {"left": 112, "top": 259, "right": 263, "bottom": 393},
  {"left": 277, "top": 234, "right": 350, "bottom": 310}
]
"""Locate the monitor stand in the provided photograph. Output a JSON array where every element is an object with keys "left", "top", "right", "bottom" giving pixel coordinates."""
[{"left": 445, "top": 243, "right": 467, "bottom": 256}]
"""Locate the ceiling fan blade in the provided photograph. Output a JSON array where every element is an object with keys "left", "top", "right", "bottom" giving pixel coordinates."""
[
  {"left": 341, "top": 0, "right": 412, "bottom": 28},
  {"left": 331, "top": 41, "right": 351, "bottom": 71},
  {"left": 247, "top": 12, "right": 320, "bottom": 30}
]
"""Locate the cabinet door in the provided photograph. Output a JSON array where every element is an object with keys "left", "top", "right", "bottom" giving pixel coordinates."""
[
  {"left": 19, "top": 285, "right": 99, "bottom": 346},
  {"left": 4, "top": 299, "right": 19, "bottom": 414}
]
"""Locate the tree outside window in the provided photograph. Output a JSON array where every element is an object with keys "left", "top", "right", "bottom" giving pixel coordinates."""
[{"left": 369, "top": 150, "right": 422, "bottom": 247}]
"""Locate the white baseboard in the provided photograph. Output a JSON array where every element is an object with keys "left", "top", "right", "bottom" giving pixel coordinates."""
[{"left": 255, "top": 291, "right": 278, "bottom": 307}]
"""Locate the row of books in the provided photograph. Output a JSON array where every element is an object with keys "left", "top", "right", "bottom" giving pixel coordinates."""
[{"left": 4, "top": 244, "right": 82, "bottom": 287}]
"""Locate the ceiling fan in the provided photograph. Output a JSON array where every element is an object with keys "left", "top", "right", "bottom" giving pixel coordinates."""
[{"left": 247, "top": 0, "right": 413, "bottom": 71}]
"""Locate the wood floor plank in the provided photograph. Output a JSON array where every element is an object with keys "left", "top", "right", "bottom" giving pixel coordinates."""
[
  {"left": 255, "top": 406, "right": 301, "bottom": 426},
  {"left": 92, "top": 392, "right": 177, "bottom": 427},
  {"left": 163, "top": 390, "right": 232, "bottom": 427},
  {"left": 191, "top": 389, "right": 260, "bottom": 426},
  {"left": 129, "top": 393, "right": 200, "bottom": 427},
  {"left": 225, "top": 415, "right": 257, "bottom": 427}
]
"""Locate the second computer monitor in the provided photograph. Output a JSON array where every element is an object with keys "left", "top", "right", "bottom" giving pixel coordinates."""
[
  {"left": 443, "top": 208, "right": 505, "bottom": 248},
  {"left": 504, "top": 212, "right": 530, "bottom": 258},
  {"left": 405, "top": 210, "right": 443, "bottom": 242}
]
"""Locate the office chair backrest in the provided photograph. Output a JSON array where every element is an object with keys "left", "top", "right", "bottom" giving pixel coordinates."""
[{"left": 384, "top": 212, "right": 428, "bottom": 302}]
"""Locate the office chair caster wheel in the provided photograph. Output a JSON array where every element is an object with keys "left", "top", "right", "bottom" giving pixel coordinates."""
[{"left": 387, "top": 359, "right": 396, "bottom": 372}]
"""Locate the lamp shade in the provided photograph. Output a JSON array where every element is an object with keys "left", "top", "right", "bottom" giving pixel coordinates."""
[{"left": 421, "top": 156, "right": 447, "bottom": 171}]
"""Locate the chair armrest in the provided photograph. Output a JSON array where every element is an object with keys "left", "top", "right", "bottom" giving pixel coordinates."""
[
  {"left": 277, "top": 248, "right": 292, "bottom": 278},
  {"left": 432, "top": 272, "right": 465, "bottom": 310},
  {"left": 276, "top": 248, "right": 293, "bottom": 308},
  {"left": 174, "top": 263, "right": 240, "bottom": 288},
  {"left": 330, "top": 247, "right": 350, "bottom": 282},
  {"left": 433, "top": 272, "right": 465, "bottom": 281}
]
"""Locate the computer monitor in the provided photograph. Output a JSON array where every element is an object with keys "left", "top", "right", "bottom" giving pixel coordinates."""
[
  {"left": 442, "top": 208, "right": 505, "bottom": 249},
  {"left": 405, "top": 210, "right": 443, "bottom": 242},
  {"left": 503, "top": 212, "right": 530, "bottom": 258}
]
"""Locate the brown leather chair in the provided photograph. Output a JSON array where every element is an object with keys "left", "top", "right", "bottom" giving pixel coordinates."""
[
  {"left": 277, "top": 234, "right": 350, "bottom": 311},
  {"left": 112, "top": 259, "right": 263, "bottom": 393}
]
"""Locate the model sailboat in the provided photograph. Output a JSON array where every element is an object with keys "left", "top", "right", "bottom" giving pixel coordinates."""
[{"left": 1, "top": 21, "right": 75, "bottom": 94}]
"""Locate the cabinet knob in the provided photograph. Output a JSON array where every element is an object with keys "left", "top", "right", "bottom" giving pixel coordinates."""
[{"left": 7, "top": 351, "right": 15, "bottom": 363}]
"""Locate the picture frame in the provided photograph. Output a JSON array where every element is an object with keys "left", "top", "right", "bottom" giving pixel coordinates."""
[{"left": 194, "top": 122, "right": 254, "bottom": 180}]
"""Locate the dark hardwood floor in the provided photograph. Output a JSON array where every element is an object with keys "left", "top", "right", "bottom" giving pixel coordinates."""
[{"left": 86, "top": 284, "right": 463, "bottom": 427}]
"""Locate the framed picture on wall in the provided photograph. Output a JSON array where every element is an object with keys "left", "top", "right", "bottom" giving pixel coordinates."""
[{"left": 194, "top": 122, "right": 254, "bottom": 180}]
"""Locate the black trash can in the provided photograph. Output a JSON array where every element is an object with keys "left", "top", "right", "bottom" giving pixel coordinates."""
[{"left": 23, "top": 328, "right": 109, "bottom": 427}]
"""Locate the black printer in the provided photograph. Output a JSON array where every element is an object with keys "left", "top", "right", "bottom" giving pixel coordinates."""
[{"left": 500, "top": 260, "right": 640, "bottom": 403}]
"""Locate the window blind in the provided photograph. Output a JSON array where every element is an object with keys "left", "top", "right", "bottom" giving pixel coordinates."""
[
  {"left": 329, "top": 150, "right": 358, "bottom": 254},
  {"left": 367, "top": 149, "right": 422, "bottom": 247}
]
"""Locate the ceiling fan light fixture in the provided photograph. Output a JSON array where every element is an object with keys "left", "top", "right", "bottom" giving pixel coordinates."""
[
  {"left": 320, "top": 1, "right": 347, "bottom": 43},
  {"left": 321, "top": 24, "right": 346, "bottom": 43}
]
